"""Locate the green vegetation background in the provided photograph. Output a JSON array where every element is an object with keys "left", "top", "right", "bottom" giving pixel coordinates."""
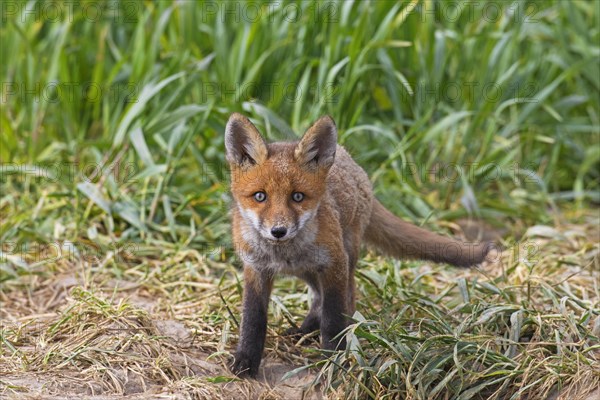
[{"left": 2, "top": 0, "right": 598, "bottom": 244}]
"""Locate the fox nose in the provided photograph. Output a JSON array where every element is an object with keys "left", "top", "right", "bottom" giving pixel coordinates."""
[{"left": 270, "top": 226, "right": 287, "bottom": 239}]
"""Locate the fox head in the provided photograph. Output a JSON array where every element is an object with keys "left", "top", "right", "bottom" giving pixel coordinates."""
[{"left": 225, "top": 113, "right": 337, "bottom": 242}]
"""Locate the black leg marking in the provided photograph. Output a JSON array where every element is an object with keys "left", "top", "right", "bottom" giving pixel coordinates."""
[
  {"left": 231, "top": 268, "right": 273, "bottom": 378},
  {"left": 320, "top": 284, "right": 348, "bottom": 351}
]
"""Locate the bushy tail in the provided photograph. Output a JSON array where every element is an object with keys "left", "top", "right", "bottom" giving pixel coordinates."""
[{"left": 364, "top": 200, "right": 489, "bottom": 267}]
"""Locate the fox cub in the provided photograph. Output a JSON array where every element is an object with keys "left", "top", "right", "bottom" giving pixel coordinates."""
[{"left": 225, "top": 113, "right": 489, "bottom": 377}]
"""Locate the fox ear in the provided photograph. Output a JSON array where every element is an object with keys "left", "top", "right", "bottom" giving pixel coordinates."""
[
  {"left": 295, "top": 115, "right": 337, "bottom": 169},
  {"left": 225, "top": 113, "right": 268, "bottom": 166}
]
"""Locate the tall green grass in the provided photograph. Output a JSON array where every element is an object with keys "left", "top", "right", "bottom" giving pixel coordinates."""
[{"left": 2, "top": 1, "right": 598, "bottom": 244}]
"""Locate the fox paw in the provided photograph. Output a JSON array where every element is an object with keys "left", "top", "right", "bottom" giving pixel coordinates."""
[
  {"left": 231, "top": 353, "right": 259, "bottom": 378},
  {"left": 284, "top": 327, "right": 319, "bottom": 343},
  {"left": 284, "top": 326, "right": 303, "bottom": 336}
]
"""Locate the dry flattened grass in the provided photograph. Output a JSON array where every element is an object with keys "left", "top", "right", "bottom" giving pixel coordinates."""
[
  {"left": 0, "top": 213, "right": 598, "bottom": 399},
  {"left": 0, "top": 251, "right": 321, "bottom": 399},
  {"left": 1, "top": 286, "right": 219, "bottom": 397}
]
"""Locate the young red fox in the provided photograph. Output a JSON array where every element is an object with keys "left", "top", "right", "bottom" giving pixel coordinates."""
[{"left": 225, "top": 113, "right": 490, "bottom": 377}]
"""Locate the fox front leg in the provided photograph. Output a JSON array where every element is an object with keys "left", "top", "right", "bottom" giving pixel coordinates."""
[
  {"left": 319, "top": 259, "right": 350, "bottom": 351},
  {"left": 231, "top": 266, "right": 273, "bottom": 378}
]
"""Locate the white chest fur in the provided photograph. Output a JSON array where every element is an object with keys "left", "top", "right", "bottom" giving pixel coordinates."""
[{"left": 237, "top": 217, "right": 330, "bottom": 275}]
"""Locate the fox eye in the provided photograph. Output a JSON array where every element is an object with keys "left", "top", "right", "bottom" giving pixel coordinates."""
[
  {"left": 253, "top": 191, "right": 267, "bottom": 202},
  {"left": 292, "top": 192, "right": 304, "bottom": 202}
]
